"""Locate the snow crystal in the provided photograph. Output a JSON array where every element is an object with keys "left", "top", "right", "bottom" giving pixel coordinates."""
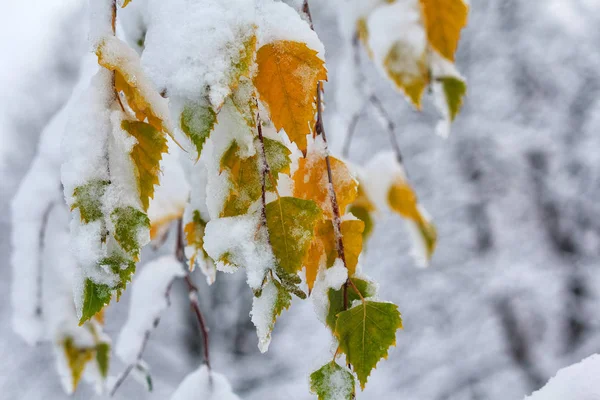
[
  {"left": 116, "top": 255, "right": 185, "bottom": 364},
  {"left": 525, "top": 354, "right": 600, "bottom": 400},
  {"left": 170, "top": 365, "right": 240, "bottom": 400}
]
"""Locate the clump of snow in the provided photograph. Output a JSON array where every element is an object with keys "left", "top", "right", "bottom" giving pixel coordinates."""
[
  {"left": 116, "top": 255, "right": 185, "bottom": 364},
  {"left": 170, "top": 365, "right": 240, "bottom": 400},
  {"left": 524, "top": 354, "right": 600, "bottom": 400},
  {"left": 250, "top": 278, "right": 280, "bottom": 353},
  {"left": 88, "top": 0, "right": 114, "bottom": 49},
  {"left": 142, "top": 0, "right": 255, "bottom": 107}
]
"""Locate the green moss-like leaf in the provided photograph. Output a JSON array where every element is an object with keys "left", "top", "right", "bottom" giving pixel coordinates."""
[
  {"left": 95, "top": 342, "right": 110, "bottom": 378},
  {"left": 264, "top": 137, "right": 291, "bottom": 191},
  {"left": 326, "top": 277, "right": 376, "bottom": 331},
  {"left": 265, "top": 197, "right": 321, "bottom": 274},
  {"left": 181, "top": 101, "right": 217, "bottom": 158},
  {"left": 310, "top": 362, "right": 355, "bottom": 400},
  {"left": 111, "top": 206, "right": 150, "bottom": 260},
  {"left": 334, "top": 301, "right": 403, "bottom": 389},
  {"left": 440, "top": 76, "right": 467, "bottom": 121},
  {"left": 71, "top": 180, "right": 110, "bottom": 223}
]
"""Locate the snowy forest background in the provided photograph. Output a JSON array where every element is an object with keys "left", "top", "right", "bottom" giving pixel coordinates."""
[{"left": 2, "top": 0, "right": 600, "bottom": 399}]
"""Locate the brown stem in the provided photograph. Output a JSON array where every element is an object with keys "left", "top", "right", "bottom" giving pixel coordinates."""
[
  {"left": 176, "top": 218, "right": 211, "bottom": 370},
  {"left": 256, "top": 115, "right": 270, "bottom": 231}
]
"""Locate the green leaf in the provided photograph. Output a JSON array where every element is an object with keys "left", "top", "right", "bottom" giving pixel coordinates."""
[
  {"left": 79, "top": 254, "right": 136, "bottom": 324},
  {"left": 71, "top": 180, "right": 110, "bottom": 223},
  {"left": 440, "top": 76, "right": 467, "bottom": 121},
  {"left": 326, "top": 277, "right": 376, "bottom": 331},
  {"left": 310, "top": 362, "right": 355, "bottom": 400},
  {"left": 334, "top": 301, "right": 403, "bottom": 389},
  {"left": 265, "top": 197, "right": 321, "bottom": 274},
  {"left": 95, "top": 342, "right": 110, "bottom": 378},
  {"left": 253, "top": 276, "right": 292, "bottom": 352},
  {"left": 180, "top": 101, "right": 217, "bottom": 158},
  {"left": 264, "top": 137, "right": 291, "bottom": 191},
  {"left": 111, "top": 206, "right": 150, "bottom": 260}
]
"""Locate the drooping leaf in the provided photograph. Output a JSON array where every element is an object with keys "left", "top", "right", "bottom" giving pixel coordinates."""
[
  {"left": 96, "top": 37, "right": 170, "bottom": 135},
  {"left": 95, "top": 342, "right": 110, "bottom": 378},
  {"left": 265, "top": 197, "right": 321, "bottom": 275},
  {"left": 310, "top": 362, "right": 355, "bottom": 400},
  {"left": 387, "top": 181, "right": 437, "bottom": 260},
  {"left": 121, "top": 120, "right": 168, "bottom": 212},
  {"left": 79, "top": 254, "right": 136, "bottom": 324},
  {"left": 63, "top": 337, "right": 94, "bottom": 392},
  {"left": 251, "top": 276, "right": 292, "bottom": 353},
  {"left": 254, "top": 40, "right": 327, "bottom": 152},
  {"left": 184, "top": 210, "right": 209, "bottom": 271},
  {"left": 293, "top": 154, "right": 358, "bottom": 220},
  {"left": 71, "top": 180, "right": 110, "bottom": 223},
  {"left": 220, "top": 138, "right": 291, "bottom": 217},
  {"left": 348, "top": 181, "right": 377, "bottom": 241},
  {"left": 383, "top": 42, "right": 429, "bottom": 109},
  {"left": 335, "top": 301, "right": 402, "bottom": 389},
  {"left": 419, "top": 0, "right": 469, "bottom": 61},
  {"left": 440, "top": 76, "right": 467, "bottom": 121},
  {"left": 180, "top": 102, "right": 217, "bottom": 158},
  {"left": 111, "top": 206, "right": 150, "bottom": 261},
  {"left": 326, "top": 277, "right": 376, "bottom": 331}
]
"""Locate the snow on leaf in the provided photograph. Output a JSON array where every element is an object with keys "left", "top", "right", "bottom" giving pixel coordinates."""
[
  {"left": 121, "top": 120, "right": 168, "bottom": 212},
  {"left": 250, "top": 276, "right": 291, "bottom": 353},
  {"left": 254, "top": 40, "right": 327, "bottom": 152},
  {"left": 334, "top": 301, "right": 402, "bottom": 389},
  {"left": 326, "top": 277, "right": 376, "bottom": 332},
  {"left": 184, "top": 211, "right": 210, "bottom": 272},
  {"left": 265, "top": 197, "right": 321, "bottom": 275},
  {"left": 419, "top": 0, "right": 469, "bottom": 61},
  {"left": 111, "top": 206, "right": 150, "bottom": 261},
  {"left": 71, "top": 180, "right": 110, "bottom": 223},
  {"left": 310, "top": 362, "right": 356, "bottom": 400},
  {"left": 63, "top": 337, "right": 94, "bottom": 393},
  {"left": 293, "top": 138, "right": 358, "bottom": 219},
  {"left": 384, "top": 42, "right": 429, "bottom": 109},
  {"left": 171, "top": 365, "right": 240, "bottom": 400}
]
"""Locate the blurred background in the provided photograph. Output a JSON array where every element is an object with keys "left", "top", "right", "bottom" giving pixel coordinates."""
[{"left": 2, "top": 1, "right": 600, "bottom": 399}]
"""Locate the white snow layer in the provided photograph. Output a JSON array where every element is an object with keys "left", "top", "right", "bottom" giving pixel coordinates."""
[
  {"left": 170, "top": 365, "right": 240, "bottom": 400},
  {"left": 525, "top": 354, "right": 600, "bottom": 400},
  {"left": 116, "top": 255, "right": 185, "bottom": 364}
]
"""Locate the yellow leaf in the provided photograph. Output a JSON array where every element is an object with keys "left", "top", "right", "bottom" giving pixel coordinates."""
[
  {"left": 388, "top": 181, "right": 437, "bottom": 260},
  {"left": 121, "top": 120, "right": 168, "bottom": 211},
  {"left": 419, "top": 0, "right": 469, "bottom": 61},
  {"left": 149, "top": 210, "right": 183, "bottom": 240},
  {"left": 63, "top": 337, "right": 94, "bottom": 393},
  {"left": 254, "top": 40, "right": 327, "bottom": 152},
  {"left": 293, "top": 152, "right": 357, "bottom": 220},
  {"left": 304, "top": 218, "right": 364, "bottom": 292},
  {"left": 384, "top": 42, "right": 429, "bottom": 109},
  {"left": 184, "top": 210, "right": 209, "bottom": 271}
]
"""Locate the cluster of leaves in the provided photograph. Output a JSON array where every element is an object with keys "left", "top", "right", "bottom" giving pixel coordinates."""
[
  {"left": 56, "top": 0, "right": 469, "bottom": 397},
  {"left": 356, "top": 0, "right": 468, "bottom": 134}
]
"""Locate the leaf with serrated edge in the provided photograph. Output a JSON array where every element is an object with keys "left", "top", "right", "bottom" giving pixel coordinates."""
[
  {"left": 180, "top": 101, "right": 216, "bottom": 158},
  {"left": 310, "top": 362, "right": 355, "bottom": 400},
  {"left": 334, "top": 301, "right": 402, "bottom": 389},
  {"left": 121, "top": 120, "right": 168, "bottom": 212},
  {"left": 254, "top": 40, "right": 327, "bottom": 152},
  {"left": 111, "top": 206, "right": 150, "bottom": 261},
  {"left": 266, "top": 197, "right": 321, "bottom": 275},
  {"left": 71, "top": 180, "right": 110, "bottom": 223},
  {"left": 326, "top": 277, "right": 375, "bottom": 331}
]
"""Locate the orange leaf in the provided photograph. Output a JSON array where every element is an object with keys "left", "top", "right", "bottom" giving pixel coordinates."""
[
  {"left": 254, "top": 40, "right": 327, "bottom": 152},
  {"left": 419, "top": 0, "right": 469, "bottom": 61}
]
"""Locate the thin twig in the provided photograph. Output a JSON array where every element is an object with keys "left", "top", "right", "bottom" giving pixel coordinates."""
[
  {"left": 176, "top": 218, "right": 211, "bottom": 370},
  {"left": 110, "top": 324, "right": 155, "bottom": 396}
]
